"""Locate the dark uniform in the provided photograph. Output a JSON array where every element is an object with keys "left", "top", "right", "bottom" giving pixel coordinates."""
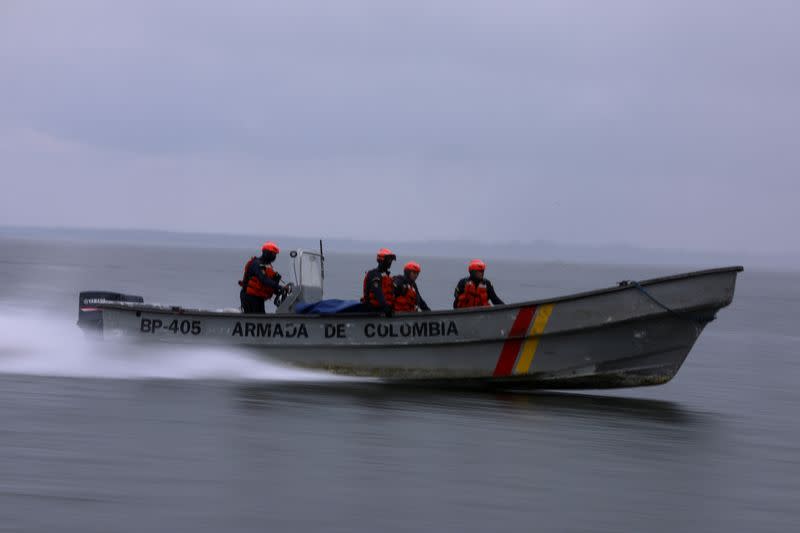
[
  {"left": 362, "top": 268, "right": 395, "bottom": 314},
  {"left": 239, "top": 257, "right": 282, "bottom": 314},
  {"left": 361, "top": 248, "right": 397, "bottom": 316},
  {"left": 453, "top": 277, "right": 504, "bottom": 309},
  {"left": 393, "top": 274, "right": 430, "bottom": 312}
]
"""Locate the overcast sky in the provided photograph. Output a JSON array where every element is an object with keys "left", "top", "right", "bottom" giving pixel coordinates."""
[{"left": 1, "top": 0, "right": 797, "bottom": 254}]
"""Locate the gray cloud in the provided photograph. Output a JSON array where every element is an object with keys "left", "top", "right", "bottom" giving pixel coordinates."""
[{"left": 1, "top": 0, "right": 798, "bottom": 253}]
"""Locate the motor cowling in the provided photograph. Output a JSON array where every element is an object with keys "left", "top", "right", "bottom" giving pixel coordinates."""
[{"left": 78, "top": 291, "right": 143, "bottom": 333}]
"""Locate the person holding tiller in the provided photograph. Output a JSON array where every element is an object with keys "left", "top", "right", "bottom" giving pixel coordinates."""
[{"left": 239, "top": 241, "right": 286, "bottom": 314}]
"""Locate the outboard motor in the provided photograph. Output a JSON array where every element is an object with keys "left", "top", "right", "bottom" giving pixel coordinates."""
[{"left": 78, "top": 291, "right": 143, "bottom": 334}]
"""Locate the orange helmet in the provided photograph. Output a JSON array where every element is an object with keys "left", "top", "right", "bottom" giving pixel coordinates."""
[
  {"left": 468, "top": 259, "right": 486, "bottom": 272},
  {"left": 404, "top": 261, "right": 421, "bottom": 273},
  {"left": 261, "top": 241, "right": 280, "bottom": 254},
  {"left": 376, "top": 248, "right": 396, "bottom": 261}
]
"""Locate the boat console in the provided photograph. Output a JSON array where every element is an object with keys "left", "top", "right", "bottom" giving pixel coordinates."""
[{"left": 275, "top": 249, "right": 325, "bottom": 314}]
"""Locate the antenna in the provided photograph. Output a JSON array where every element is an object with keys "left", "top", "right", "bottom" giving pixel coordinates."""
[{"left": 319, "top": 239, "right": 325, "bottom": 280}]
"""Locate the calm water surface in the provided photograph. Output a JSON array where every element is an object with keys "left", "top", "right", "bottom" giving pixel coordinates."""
[{"left": 0, "top": 237, "right": 798, "bottom": 532}]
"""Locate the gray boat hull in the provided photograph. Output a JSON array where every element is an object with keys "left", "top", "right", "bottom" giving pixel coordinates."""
[{"left": 92, "top": 266, "right": 742, "bottom": 389}]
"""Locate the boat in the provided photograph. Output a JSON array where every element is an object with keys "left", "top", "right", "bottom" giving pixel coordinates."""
[{"left": 77, "top": 248, "right": 742, "bottom": 389}]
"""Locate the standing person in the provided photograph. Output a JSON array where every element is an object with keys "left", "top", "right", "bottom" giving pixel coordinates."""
[
  {"left": 453, "top": 259, "right": 504, "bottom": 309},
  {"left": 361, "top": 248, "right": 396, "bottom": 316},
  {"left": 239, "top": 242, "right": 285, "bottom": 314},
  {"left": 393, "top": 261, "right": 430, "bottom": 312}
]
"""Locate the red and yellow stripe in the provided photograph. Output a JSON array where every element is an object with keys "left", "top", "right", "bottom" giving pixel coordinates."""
[{"left": 493, "top": 304, "right": 555, "bottom": 377}]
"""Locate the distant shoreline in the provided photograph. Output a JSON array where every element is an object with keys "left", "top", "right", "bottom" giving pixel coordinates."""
[{"left": 1, "top": 225, "right": 796, "bottom": 271}]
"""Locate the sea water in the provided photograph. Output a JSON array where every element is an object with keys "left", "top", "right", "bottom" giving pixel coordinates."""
[{"left": 1, "top": 236, "right": 798, "bottom": 532}]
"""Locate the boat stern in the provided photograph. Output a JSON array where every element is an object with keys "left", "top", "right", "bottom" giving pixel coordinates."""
[{"left": 77, "top": 291, "right": 144, "bottom": 334}]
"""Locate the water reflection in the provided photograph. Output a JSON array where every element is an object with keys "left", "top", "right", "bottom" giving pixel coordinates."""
[{"left": 235, "top": 381, "right": 704, "bottom": 426}]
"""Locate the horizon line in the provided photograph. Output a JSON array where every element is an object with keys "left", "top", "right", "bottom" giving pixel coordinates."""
[{"left": 1, "top": 223, "right": 797, "bottom": 262}]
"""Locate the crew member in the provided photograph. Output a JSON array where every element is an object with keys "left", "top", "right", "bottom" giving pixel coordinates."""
[
  {"left": 362, "top": 248, "right": 396, "bottom": 316},
  {"left": 453, "top": 259, "right": 505, "bottom": 309},
  {"left": 393, "top": 261, "right": 430, "bottom": 312},
  {"left": 239, "top": 242, "right": 285, "bottom": 314}
]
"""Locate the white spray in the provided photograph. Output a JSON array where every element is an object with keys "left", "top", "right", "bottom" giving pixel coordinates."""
[{"left": 0, "top": 307, "right": 343, "bottom": 382}]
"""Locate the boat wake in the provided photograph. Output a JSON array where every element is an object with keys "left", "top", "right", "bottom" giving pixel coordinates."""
[{"left": 0, "top": 308, "right": 343, "bottom": 382}]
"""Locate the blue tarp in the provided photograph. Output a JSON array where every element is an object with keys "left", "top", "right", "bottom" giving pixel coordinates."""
[{"left": 294, "top": 299, "right": 368, "bottom": 315}]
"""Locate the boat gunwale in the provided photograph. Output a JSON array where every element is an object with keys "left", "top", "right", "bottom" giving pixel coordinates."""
[
  {"left": 93, "top": 265, "right": 744, "bottom": 319},
  {"left": 182, "top": 306, "right": 716, "bottom": 348}
]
